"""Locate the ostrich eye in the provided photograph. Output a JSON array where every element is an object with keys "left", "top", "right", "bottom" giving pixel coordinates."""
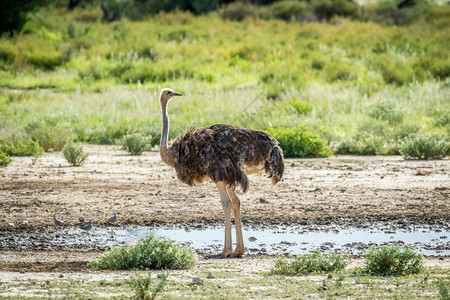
[{"left": 168, "top": 91, "right": 172, "bottom": 94}]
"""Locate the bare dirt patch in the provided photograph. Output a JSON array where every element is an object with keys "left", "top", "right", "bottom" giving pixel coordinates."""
[{"left": 1, "top": 145, "right": 449, "bottom": 229}]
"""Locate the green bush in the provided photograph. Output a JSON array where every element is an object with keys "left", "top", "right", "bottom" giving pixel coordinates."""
[
  {"left": 399, "top": 133, "right": 449, "bottom": 160},
  {"left": 289, "top": 99, "right": 313, "bottom": 115},
  {"left": 219, "top": 2, "right": 260, "bottom": 21},
  {"left": 313, "top": 0, "right": 359, "bottom": 20},
  {"left": 128, "top": 272, "right": 167, "bottom": 300},
  {"left": 26, "top": 51, "right": 66, "bottom": 71},
  {"left": 0, "top": 42, "right": 17, "bottom": 63},
  {"left": 335, "top": 122, "right": 420, "bottom": 155},
  {"left": 270, "top": 250, "right": 350, "bottom": 275},
  {"left": 368, "top": 101, "right": 403, "bottom": 124},
  {"left": 267, "top": 126, "right": 333, "bottom": 158},
  {"left": 63, "top": 142, "right": 89, "bottom": 166},
  {"left": 120, "top": 132, "right": 151, "bottom": 155},
  {"left": 364, "top": 245, "right": 424, "bottom": 276},
  {"left": 0, "top": 151, "right": 12, "bottom": 167},
  {"left": 25, "top": 119, "right": 72, "bottom": 151},
  {"left": 90, "top": 234, "right": 197, "bottom": 270},
  {"left": 266, "top": 0, "right": 306, "bottom": 21},
  {"left": 0, "top": 138, "right": 44, "bottom": 157}
]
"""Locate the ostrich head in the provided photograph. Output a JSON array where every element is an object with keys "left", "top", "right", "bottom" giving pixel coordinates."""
[{"left": 160, "top": 88, "right": 182, "bottom": 105}]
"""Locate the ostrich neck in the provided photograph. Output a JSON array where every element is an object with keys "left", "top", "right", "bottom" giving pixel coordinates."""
[{"left": 160, "top": 102, "right": 176, "bottom": 168}]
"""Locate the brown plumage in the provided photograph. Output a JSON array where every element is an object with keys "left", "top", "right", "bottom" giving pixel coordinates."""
[
  {"left": 158, "top": 88, "right": 284, "bottom": 257},
  {"left": 171, "top": 124, "right": 284, "bottom": 192}
]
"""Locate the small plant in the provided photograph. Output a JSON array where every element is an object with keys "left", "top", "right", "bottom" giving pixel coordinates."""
[
  {"left": 400, "top": 133, "right": 449, "bottom": 160},
  {"left": 0, "top": 151, "right": 12, "bottom": 167},
  {"left": 267, "top": 126, "right": 333, "bottom": 158},
  {"left": 90, "top": 234, "right": 197, "bottom": 270},
  {"left": 120, "top": 132, "right": 151, "bottom": 155},
  {"left": 438, "top": 277, "right": 450, "bottom": 300},
  {"left": 63, "top": 142, "right": 88, "bottom": 166},
  {"left": 270, "top": 250, "right": 350, "bottom": 275},
  {"left": 364, "top": 245, "right": 424, "bottom": 276},
  {"left": 128, "top": 272, "right": 168, "bottom": 300}
]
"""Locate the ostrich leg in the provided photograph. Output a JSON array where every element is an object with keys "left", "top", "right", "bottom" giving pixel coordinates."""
[
  {"left": 217, "top": 182, "right": 233, "bottom": 257},
  {"left": 227, "top": 187, "right": 244, "bottom": 258}
]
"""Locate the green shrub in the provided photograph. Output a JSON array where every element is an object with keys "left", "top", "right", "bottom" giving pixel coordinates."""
[
  {"left": 267, "top": 126, "right": 333, "bottom": 158},
  {"left": 438, "top": 277, "right": 450, "bottom": 300},
  {"left": 364, "top": 245, "right": 424, "bottom": 276},
  {"left": 128, "top": 272, "right": 167, "bottom": 300},
  {"left": 63, "top": 142, "right": 89, "bottom": 166},
  {"left": 120, "top": 132, "right": 151, "bottom": 155},
  {"left": 399, "top": 133, "right": 449, "bottom": 160},
  {"left": 377, "top": 59, "right": 414, "bottom": 85},
  {"left": 0, "top": 42, "right": 17, "bottom": 63},
  {"left": 270, "top": 250, "right": 350, "bottom": 275},
  {"left": 266, "top": 0, "right": 306, "bottom": 21},
  {"left": 335, "top": 122, "right": 420, "bottom": 155},
  {"left": 0, "top": 151, "right": 12, "bottom": 167},
  {"left": 219, "top": 2, "right": 260, "bottom": 21},
  {"left": 0, "top": 138, "right": 44, "bottom": 157},
  {"left": 324, "top": 61, "right": 355, "bottom": 82},
  {"left": 26, "top": 51, "right": 66, "bottom": 71},
  {"left": 368, "top": 101, "right": 403, "bottom": 124},
  {"left": 313, "top": 0, "right": 359, "bottom": 20},
  {"left": 90, "top": 234, "right": 197, "bottom": 270},
  {"left": 25, "top": 119, "right": 72, "bottom": 151},
  {"left": 289, "top": 99, "right": 312, "bottom": 115}
]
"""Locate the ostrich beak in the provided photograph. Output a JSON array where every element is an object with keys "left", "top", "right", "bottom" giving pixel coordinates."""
[{"left": 173, "top": 92, "right": 183, "bottom": 96}]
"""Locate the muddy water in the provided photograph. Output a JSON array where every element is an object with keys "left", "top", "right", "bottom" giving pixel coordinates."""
[{"left": 1, "top": 220, "right": 449, "bottom": 256}]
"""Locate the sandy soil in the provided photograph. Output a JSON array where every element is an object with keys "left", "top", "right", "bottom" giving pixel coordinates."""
[{"left": 1, "top": 145, "right": 449, "bottom": 229}]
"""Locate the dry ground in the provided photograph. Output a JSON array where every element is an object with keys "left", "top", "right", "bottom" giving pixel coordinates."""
[
  {"left": 1, "top": 145, "right": 449, "bottom": 229},
  {"left": 1, "top": 146, "right": 449, "bottom": 298}
]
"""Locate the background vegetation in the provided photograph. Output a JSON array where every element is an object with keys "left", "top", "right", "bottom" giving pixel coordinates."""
[{"left": 0, "top": 0, "right": 449, "bottom": 158}]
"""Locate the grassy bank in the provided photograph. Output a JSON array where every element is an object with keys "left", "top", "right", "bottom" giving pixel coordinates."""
[{"left": 0, "top": 7, "right": 449, "bottom": 156}]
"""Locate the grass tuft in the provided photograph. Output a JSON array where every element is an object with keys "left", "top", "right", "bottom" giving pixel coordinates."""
[
  {"left": 63, "top": 142, "right": 89, "bottom": 166},
  {"left": 90, "top": 234, "right": 197, "bottom": 270},
  {"left": 127, "top": 272, "right": 168, "bottom": 300},
  {"left": 364, "top": 245, "right": 424, "bottom": 276},
  {"left": 270, "top": 250, "right": 350, "bottom": 275}
]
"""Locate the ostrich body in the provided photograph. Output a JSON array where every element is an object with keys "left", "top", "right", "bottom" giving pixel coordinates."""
[{"left": 159, "top": 88, "right": 284, "bottom": 257}]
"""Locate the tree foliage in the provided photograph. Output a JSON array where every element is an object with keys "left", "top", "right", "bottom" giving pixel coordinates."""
[{"left": 0, "top": 0, "right": 48, "bottom": 35}]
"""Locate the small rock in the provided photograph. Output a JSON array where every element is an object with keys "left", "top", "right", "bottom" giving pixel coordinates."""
[
  {"left": 8, "top": 223, "right": 14, "bottom": 229},
  {"left": 248, "top": 236, "right": 257, "bottom": 242},
  {"left": 21, "top": 219, "right": 29, "bottom": 226},
  {"left": 78, "top": 216, "right": 85, "bottom": 223},
  {"left": 207, "top": 271, "right": 215, "bottom": 279},
  {"left": 59, "top": 274, "right": 64, "bottom": 278}
]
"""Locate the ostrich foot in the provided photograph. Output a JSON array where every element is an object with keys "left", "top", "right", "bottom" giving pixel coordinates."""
[
  {"left": 220, "top": 249, "right": 233, "bottom": 258},
  {"left": 231, "top": 251, "right": 243, "bottom": 258}
]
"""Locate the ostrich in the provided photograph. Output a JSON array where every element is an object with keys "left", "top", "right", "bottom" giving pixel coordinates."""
[{"left": 159, "top": 88, "right": 284, "bottom": 257}]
